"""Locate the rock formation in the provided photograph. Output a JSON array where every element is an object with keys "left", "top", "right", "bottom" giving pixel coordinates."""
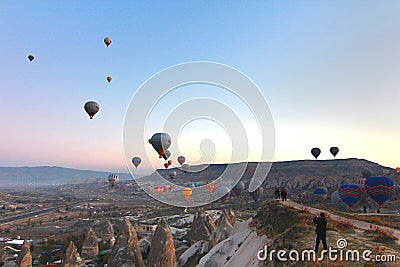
[
  {"left": 216, "top": 208, "right": 236, "bottom": 226},
  {"left": 62, "top": 241, "right": 85, "bottom": 267},
  {"left": 209, "top": 214, "right": 233, "bottom": 248},
  {"left": 108, "top": 217, "right": 145, "bottom": 267},
  {"left": 102, "top": 220, "right": 114, "bottom": 241},
  {"left": 81, "top": 227, "right": 99, "bottom": 259},
  {"left": 16, "top": 240, "right": 32, "bottom": 267},
  {"left": 147, "top": 218, "right": 176, "bottom": 267},
  {"left": 188, "top": 208, "right": 213, "bottom": 243},
  {"left": 204, "top": 214, "right": 216, "bottom": 234}
]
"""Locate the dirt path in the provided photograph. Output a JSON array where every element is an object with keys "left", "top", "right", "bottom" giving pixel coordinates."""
[{"left": 281, "top": 199, "right": 400, "bottom": 246}]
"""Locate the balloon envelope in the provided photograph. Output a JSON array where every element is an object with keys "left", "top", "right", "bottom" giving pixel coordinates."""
[
  {"left": 330, "top": 147, "right": 339, "bottom": 157},
  {"left": 365, "top": 176, "right": 394, "bottom": 207},
  {"left": 28, "top": 55, "right": 34, "bottom": 62},
  {"left": 313, "top": 187, "right": 328, "bottom": 203},
  {"left": 338, "top": 184, "right": 362, "bottom": 209},
  {"left": 84, "top": 101, "right": 100, "bottom": 119},
  {"left": 106, "top": 76, "right": 112, "bottom": 83},
  {"left": 104, "top": 37, "right": 112, "bottom": 47},
  {"left": 131, "top": 157, "right": 141, "bottom": 168},
  {"left": 311, "top": 148, "right": 321, "bottom": 159},
  {"left": 177, "top": 156, "right": 185, "bottom": 165},
  {"left": 108, "top": 174, "right": 119, "bottom": 186},
  {"left": 361, "top": 168, "right": 373, "bottom": 179},
  {"left": 396, "top": 167, "right": 400, "bottom": 173},
  {"left": 169, "top": 170, "right": 177, "bottom": 179},
  {"left": 148, "top": 133, "right": 172, "bottom": 157},
  {"left": 181, "top": 164, "right": 190, "bottom": 173},
  {"left": 233, "top": 182, "right": 245, "bottom": 196},
  {"left": 182, "top": 187, "right": 192, "bottom": 200},
  {"left": 249, "top": 186, "right": 263, "bottom": 202}
]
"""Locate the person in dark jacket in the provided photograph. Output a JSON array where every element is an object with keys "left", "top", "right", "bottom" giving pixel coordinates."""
[{"left": 313, "top": 212, "right": 327, "bottom": 253}]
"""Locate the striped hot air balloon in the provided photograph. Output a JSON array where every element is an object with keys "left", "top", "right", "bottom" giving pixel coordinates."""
[
  {"left": 313, "top": 187, "right": 328, "bottom": 204},
  {"left": 154, "top": 186, "right": 165, "bottom": 194},
  {"left": 338, "top": 184, "right": 362, "bottom": 209},
  {"left": 182, "top": 187, "right": 192, "bottom": 200},
  {"left": 365, "top": 176, "right": 394, "bottom": 207},
  {"left": 356, "top": 178, "right": 366, "bottom": 190}
]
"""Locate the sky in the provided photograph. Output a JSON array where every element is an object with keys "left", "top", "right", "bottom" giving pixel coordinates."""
[{"left": 1, "top": 1, "right": 399, "bottom": 173}]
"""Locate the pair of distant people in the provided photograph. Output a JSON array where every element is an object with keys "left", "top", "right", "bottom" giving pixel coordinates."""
[{"left": 274, "top": 188, "right": 287, "bottom": 201}]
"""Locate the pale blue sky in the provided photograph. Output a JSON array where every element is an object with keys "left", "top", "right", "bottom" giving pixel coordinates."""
[{"left": 1, "top": 1, "right": 399, "bottom": 173}]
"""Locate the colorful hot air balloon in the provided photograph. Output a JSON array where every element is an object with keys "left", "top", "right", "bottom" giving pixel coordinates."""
[
  {"left": 311, "top": 148, "right": 321, "bottom": 159},
  {"left": 330, "top": 147, "right": 339, "bottom": 157},
  {"left": 177, "top": 156, "right": 185, "bottom": 165},
  {"left": 164, "top": 163, "right": 170, "bottom": 169},
  {"left": 164, "top": 185, "right": 172, "bottom": 192},
  {"left": 396, "top": 167, "right": 400, "bottom": 173},
  {"left": 106, "top": 76, "right": 112, "bottom": 83},
  {"left": 169, "top": 170, "right": 177, "bottom": 179},
  {"left": 365, "top": 176, "right": 394, "bottom": 207},
  {"left": 108, "top": 174, "right": 119, "bottom": 187},
  {"left": 28, "top": 55, "right": 34, "bottom": 62},
  {"left": 208, "top": 183, "right": 217, "bottom": 192},
  {"left": 84, "top": 101, "right": 100, "bottom": 119},
  {"left": 148, "top": 133, "right": 172, "bottom": 158},
  {"left": 338, "top": 184, "right": 362, "bottom": 209},
  {"left": 154, "top": 186, "right": 165, "bottom": 194},
  {"left": 232, "top": 182, "right": 245, "bottom": 196},
  {"left": 361, "top": 168, "right": 373, "bottom": 179},
  {"left": 182, "top": 187, "right": 192, "bottom": 200},
  {"left": 216, "top": 186, "right": 230, "bottom": 204},
  {"left": 104, "top": 37, "right": 112, "bottom": 47},
  {"left": 356, "top": 178, "right": 366, "bottom": 190},
  {"left": 131, "top": 157, "right": 141, "bottom": 168},
  {"left": 313, "top": 187, "right": 328, "bottom": 203}
]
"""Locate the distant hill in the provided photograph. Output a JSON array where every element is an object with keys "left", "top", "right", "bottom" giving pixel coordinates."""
[
  {"left": 0, "top": 166, "right": 135, "bottom": 187},
  {"left": 146, "top": 158, "right": 400, "bottom": 191},
  {"left": 1, "top": 158, "right": 398, "bottom": 189}
]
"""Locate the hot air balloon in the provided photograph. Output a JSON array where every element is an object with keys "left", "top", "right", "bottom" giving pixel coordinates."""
[
  {"left": 216, "top": 186, "right": 230, "bottom": 204},
  {"left": 164, "top": 150, "right": 171, "bottom": 160},
  {"left": 106, "top": 76, "right": 112, "bottom": 83},
  {"left": 169, "top": 170, "right": 177, "bottom": 179},
  {"left": 177, "top": 156, "right": 185, "bottom": 165},
  {"left": 104, "top": 37, "right": 112, "bottom": 47},
  {"left": 311, "top": 148, "right": 321, "bottom": 159},
  {"left": 249, "top": 186, "right": 264, "bottom": 202},
  {"left": 365, "top": 176, "right": 394, "bottom": 207},
  {"left": 131, "top": 157, "right": 141, "bottom": 168},
  {"left": 208, "top": 183, "right": 217, "bottom": 192},
  {"left": 28, "top": 55, "right": 34, "bottom": 62},
  {"left": 164, "top": 185, "right": 172, "bottom": 192},
  {"left": 313, "top": 187, "right": 328, "bottom": 204},
  {"left": 154, "top": 186, "right": 165, "bottom": 194},
  {"left": 356, "top": 178, "right": 366, "bottom": 190},
  {"left": 193, "top": 182, "right": 200, "bottom": 188},
  {"left": 148, "top": 133, "right": 172, "bottom": 158},
  {"left": 84, "top": 101, "right": 100, "bottom": 119},
  {"left": 338, "top": 184, "right": 362, "bottom": 209},
  {"left": 181, "top": 164, "right": 190, "bottom": 173},
  {"left": 167, "top": 160, "right": 172, "bottom": 165},
  {"left": 396, "top": 167, "right": 400, "bottom": 173},
  {"left": 331, "top": 190, "right": 343, "bottom": 204},
  {"left": 361, "top": 168, "right": 373, "bottom": 179},
  {"left": 182, "top": 187, "right": 192, "bottom": 200},
  {"left": 330, "top": 147, "right": 339, "bottom": 157},
  {"left": 108, "top": 174, "right": 119, "bottom": 187},
  {"left": 232, "top": 182, "right": 245, "bottom": 196},
  {"left": 164, "top": 163, "right": 170, "bottom": 169}
]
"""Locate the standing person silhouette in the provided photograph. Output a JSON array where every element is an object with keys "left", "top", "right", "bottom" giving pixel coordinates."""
[{"left": 313, "top": 212, "right": 327, "bottom": 253}]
